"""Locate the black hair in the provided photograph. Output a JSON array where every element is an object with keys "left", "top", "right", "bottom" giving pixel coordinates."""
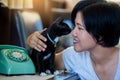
[
  {"left": 82, "top": 2, "right": 120, "bottom": 47},
  {"left": 71, "top": 0, "right": 106, "bottom": 25}
]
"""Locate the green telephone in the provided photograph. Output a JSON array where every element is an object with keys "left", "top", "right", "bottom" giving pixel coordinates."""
[{"left": 0, "top": 45, "right": 35, "bottom": 75}]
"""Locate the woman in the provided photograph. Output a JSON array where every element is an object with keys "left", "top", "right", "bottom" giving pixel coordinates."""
[{"left": 27, "top": 1, "right": 120, "bottom": 80}]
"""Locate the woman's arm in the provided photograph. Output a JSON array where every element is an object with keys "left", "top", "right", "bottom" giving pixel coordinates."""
[{"left": 55, "top": 52, "right": 66, "bottom": 70}]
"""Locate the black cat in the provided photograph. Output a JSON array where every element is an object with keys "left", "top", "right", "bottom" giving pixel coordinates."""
[{"left": 31, "top": 17, "right": 72, "bottom": 74}]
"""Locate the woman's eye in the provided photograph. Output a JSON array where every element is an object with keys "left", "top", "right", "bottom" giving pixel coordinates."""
[{"left": 78, "top": 27, "right": 83, "bottom": 30}]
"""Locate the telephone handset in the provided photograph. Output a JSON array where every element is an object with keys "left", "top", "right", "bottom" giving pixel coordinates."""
[{"left": 0, "top": 45, "right": 35, "bottom": 75}]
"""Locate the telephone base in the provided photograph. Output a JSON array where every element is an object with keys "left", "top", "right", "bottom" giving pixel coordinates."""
[{"left": 0, "top": 45, "right": 35, "bottom": 75}]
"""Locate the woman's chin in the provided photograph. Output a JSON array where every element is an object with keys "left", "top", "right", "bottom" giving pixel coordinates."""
[{"left": 74, "top": 47, "right": 82, "bottom": 52}]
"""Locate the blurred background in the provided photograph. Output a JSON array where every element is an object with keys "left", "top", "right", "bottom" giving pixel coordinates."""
[{"left": 0, "top": 0, "right": 79, "bottom": 52}]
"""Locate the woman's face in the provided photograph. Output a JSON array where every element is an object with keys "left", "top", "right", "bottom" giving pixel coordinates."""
[{"left": 72, "top": 12, "right": 97, "bottom": 52}]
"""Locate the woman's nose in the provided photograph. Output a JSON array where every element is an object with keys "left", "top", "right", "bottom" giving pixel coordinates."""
[{"left": 72, "top": 27, "right": 77, "bottom": 36}]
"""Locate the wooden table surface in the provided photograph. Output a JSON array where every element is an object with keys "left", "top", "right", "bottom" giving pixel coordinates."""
[{"left": 0, "top": 74, "right": 54, "bottom": 80}]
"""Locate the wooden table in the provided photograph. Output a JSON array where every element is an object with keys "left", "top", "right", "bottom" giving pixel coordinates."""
[{"left": 0, "top": 74, "right": 54, "bottom": 80}]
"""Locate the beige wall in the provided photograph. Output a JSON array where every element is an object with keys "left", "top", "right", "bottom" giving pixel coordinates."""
[{"left": 65, "top": 0, "right": 79, "bottom": 12}]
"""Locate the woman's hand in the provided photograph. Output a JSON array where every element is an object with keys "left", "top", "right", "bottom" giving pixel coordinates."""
[{"left": 27, "top": 28, "right": 47, "bottom": 52}]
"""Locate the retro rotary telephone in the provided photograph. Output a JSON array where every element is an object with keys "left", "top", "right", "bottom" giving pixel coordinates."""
[
  {"left": 0, "top": 45, "right": 35, "bottom": 75},
  {"left": 31, "top": 18, "right": 72, "bottom": 74}
]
